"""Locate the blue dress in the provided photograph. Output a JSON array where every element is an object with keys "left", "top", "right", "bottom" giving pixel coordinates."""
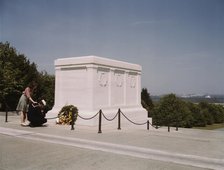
[{"left": 16, "top": 93, "right": 29, "bottom": 112}]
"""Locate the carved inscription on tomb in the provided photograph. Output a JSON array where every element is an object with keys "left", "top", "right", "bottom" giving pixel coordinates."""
[
  {"left": 128, "top": 73, "right": 136, "bottom": 88},
  {"left": 98, "top": 67, "right": 109, "bottom": 87},
  {"left": 130, "top": 75, "right": 136, "bottom": 88},
  {"left": 115, "top": 73, "right": 123, "bottom": 87},
  {"left": 98, "top": 72, "right": 107, "bottom": 87}
]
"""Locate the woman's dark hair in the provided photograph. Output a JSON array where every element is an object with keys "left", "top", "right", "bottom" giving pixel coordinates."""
[{"left": 28, "top": 81, "right": 37, "bottom": 89}]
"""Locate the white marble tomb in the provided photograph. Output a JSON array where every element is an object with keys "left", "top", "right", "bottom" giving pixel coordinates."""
[{"left": 47, "top": 56, "right": 149, "bottom": 125}]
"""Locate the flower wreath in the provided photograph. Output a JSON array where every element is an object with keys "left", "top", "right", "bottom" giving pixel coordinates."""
[{"left": 57, "top": 105, "right": 78, "bottom": 125}]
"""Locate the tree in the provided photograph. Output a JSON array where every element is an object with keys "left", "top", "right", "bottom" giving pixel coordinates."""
[
  {"left": 141, "top": 88, "right": 154, "bottom": 117},
  {"left": 198, "top": 102, "right": 214, "bottom": 125},
  {"left": 213, "top": 104, "right": 224, "bottom": 123},
  {"left": 186, "top": 102, "right": 206, "bottom": 127},
  {"left": 152, "top": 94, "right": 193, "bottom": 128},
  {"left": 198, "top": 102, "right": 224, "bottom": 124},
  {"left": 35, "top": 71, "right": 55, "bottom": 110},
  {"left": 0, "top": 42, "right": 55, "bottom": 111},
  {"left": 178, "top": 100, "right": 194, "bottom": 128},
  {"left": 0, "top": 42, "right": 39, "bottom": 110}
]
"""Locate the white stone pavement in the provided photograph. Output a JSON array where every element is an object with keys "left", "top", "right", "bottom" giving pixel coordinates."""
[{"left": 1, "top": 114, "right": 224, "bottom": 170}]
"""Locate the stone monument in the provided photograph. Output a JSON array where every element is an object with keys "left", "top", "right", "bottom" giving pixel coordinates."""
[{"left": 47, "top": 56, "right": 148, "bottom": 125}]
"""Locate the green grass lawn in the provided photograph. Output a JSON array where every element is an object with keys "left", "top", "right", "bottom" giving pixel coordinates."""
[{"left": 193, "top": 123, "right": 224, "bottom": 130}]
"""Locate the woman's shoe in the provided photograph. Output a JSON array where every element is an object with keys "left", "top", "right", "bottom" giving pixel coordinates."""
[{"left": 21, "top": 122, "right": 29, "bottom": 126}]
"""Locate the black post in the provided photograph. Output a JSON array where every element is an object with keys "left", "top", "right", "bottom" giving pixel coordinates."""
[
  {"left": 155, "top": 112, "right": 158, "bottom": 129},
  {"left": 168, "top": 125, "right": 170, "bottom": 132},
  {"left": 118, "top": 108, "right": 121, "bottom": 130},
  {"left": 71, "top": 109, "right": 74, "bottom": 130},
  {"left": 5, "top": 110, "right": 8, "bottom": 123},
  {"left": 147, "top": 120, "right": 149, "bottom": 130},
  {"left": 5, "top": 103, "right": 8, "bottom": 122},
  {"left": 98, "top": 109, "right": 102, "bottom": 133},
  {"left": 176, "top": 117, "right": 179, "bottom": 131}
]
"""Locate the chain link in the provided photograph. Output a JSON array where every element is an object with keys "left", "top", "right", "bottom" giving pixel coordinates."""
[
  {"left": 102, "top": 111, "right": 118, "bottom": 121},
  {"left": 46, "top": 116, "right": 58, "bottom": 120},
  {"left": 120, "top": 110, "right": 147, "bottom": 126},
  {"left": 78, "top": 111, "right": 99, "bottom": 120}
]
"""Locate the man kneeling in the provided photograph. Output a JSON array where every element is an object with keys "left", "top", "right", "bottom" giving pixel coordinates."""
[{"left": 27, "top": 100, "right": 47, "bottom": 127}]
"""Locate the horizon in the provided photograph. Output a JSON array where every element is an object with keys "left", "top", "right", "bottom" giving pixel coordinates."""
[{"left": 1, "top": 0, "right": 224, "bottom": 95}]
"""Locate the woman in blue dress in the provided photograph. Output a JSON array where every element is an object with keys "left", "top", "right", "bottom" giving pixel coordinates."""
[{"left": 16, "top": 82, "right": 37, "bottom": 126}]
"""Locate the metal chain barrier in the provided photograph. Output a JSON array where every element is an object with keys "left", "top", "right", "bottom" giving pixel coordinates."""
[
  {"left": 46, "top": 116, "right": 58, "bottom": 120},
  {"left": 120, "top": 110, "right": 148, "bottom": 126},
  {"left": 102, "top": 111, "right": 118, "bottom": 121},
  {"left": 46, "top": 112, "right": 99, "bottom": 121},
  {"left": 3, "top": 105, "right": 160, "bottom": 133},
  {"left": 78, "top": 111, "right": 99, "bottom": 120}
]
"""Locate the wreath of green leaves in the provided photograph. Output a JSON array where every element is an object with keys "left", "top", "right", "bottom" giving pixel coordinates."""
[{"left": 58, "top": 105, "right": 78, "bottom": 125}]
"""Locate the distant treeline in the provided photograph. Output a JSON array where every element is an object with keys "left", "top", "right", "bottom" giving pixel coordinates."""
[
  {"left": 180, "top": 95, "right": 224, "bottom": 104},
  {"left": 151, "top": 95, "right": 224, "bottom": 104}
]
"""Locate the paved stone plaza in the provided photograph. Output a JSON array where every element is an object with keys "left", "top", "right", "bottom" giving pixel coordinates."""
[{"left": 0, "top": 113, "right": 224, "bottom": 170}]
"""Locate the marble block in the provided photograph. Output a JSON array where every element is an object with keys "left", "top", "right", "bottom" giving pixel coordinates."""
[{"left": 47, "top": 56, "right": 148, "bottom": 125}]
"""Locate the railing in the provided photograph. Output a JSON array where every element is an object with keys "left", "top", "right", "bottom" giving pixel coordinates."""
[
  {"left": 73, "top": 108, "right": 158, "bottom": 133},
  {"left": 4, "top": 108, "right": 176, "bottom": 133}
]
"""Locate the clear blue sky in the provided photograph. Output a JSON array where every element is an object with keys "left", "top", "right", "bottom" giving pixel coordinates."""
[{"left": 1, "top": 0, "right": 224, "bottom": 95}]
